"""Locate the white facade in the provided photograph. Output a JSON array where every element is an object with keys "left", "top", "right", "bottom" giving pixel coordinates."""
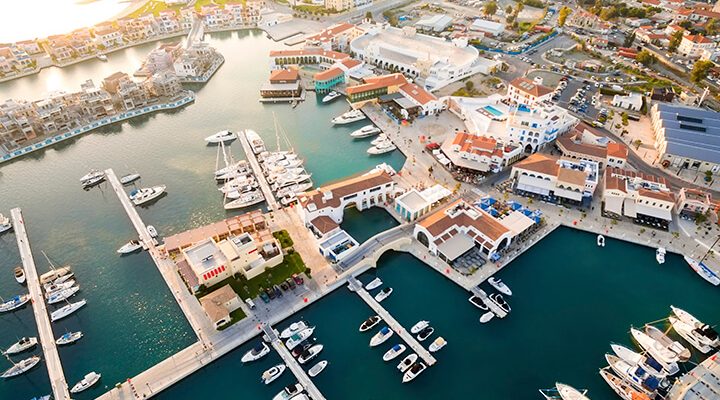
[
  {"left": 470, "top": 19, "right": 505, "bottom": 36},
  {"left": 678, "top": 34, "right": 716, "bottom": 59},
  {"left": 612, "top": 93, "right": 643, "bottom": 111}
]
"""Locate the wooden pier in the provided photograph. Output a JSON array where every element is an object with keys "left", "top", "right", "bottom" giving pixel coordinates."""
[
  {"left": 236, "top": 130, "right": 279, "bottom": 211},
  {"left": 348, "top": 278, "right": 436, "bottom": 366},
  {"left": 470, "top": 287, "right": 507, "bottom": 319},
  {"left": 10, "top": 208, "right": 71, "bottom": 400},
  {"left": 261, "top": 324, "right": 326, "bottom": 400}
]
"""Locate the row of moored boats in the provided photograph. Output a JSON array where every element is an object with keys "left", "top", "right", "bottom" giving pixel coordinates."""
[{"left": 332, "top": 109, "right": 397, "bottom": 155}]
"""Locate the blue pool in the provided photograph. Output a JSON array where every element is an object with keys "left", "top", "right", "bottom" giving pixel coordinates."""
[{"left": 483, "top": 105, "right": 504, "bottom": 117}]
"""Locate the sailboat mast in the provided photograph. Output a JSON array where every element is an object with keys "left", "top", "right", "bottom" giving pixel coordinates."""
[{"left": 41, "top": 250, "right": 56, "bottom": 271}]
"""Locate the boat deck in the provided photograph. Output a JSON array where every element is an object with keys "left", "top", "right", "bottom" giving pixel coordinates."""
[
  {"left": 261, "top": 324, "right": 326, "bottom": 400},
  {"left": 10, "top": 208, "right": 71, "bottom": 400},
  {"left": 348, "top": 278, "right": 437, "bottom": 366},
  {"left": 237, "top": 130, "right": 279, "bottom": 211},
  {"left": 470, "top": 287, "right": 507, "bottom": 319}
]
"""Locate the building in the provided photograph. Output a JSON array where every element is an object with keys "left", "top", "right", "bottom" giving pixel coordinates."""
[
  {"left": 675, "top": 188, "right": 716, "bottom": 221},
  {"left": 556, "top": 122, "right": 628, "bottom": 169},
  {"left": 260, "top": 68, "right": 302, "bottom": 99},
  {"left": 507, "top": 77, "right": 554, "bottom": 108},
  {"left": 602, "top": 167, "right": 675, "bottom": 229},
  {"left": 415, "top": 14, "right": 453, "bottom": 32},
  {"left": 350, "top": 25, "right": 499, "bottom": 90},
  {"left": 441, "top": 130, "right": 523, "bottom": 173},
  {"left": 666, "top": 351, "right": 720, "bottom": 400},
  {"left": 394, "top": 184, "right": 452, "bottom": 222},
  {"left": 269, "top": 48, "right": 351, "bottom": 69},
  {"left": 678, "top": 34, "right": 716, "bottom": 59},
  {"left": 612, "top": 92, "right": 643, "bottom": 111},
  {"left": 325, "top": 0, "right": 354, "bottom": 11},
  {"left": 199, "top": 285, "right": 242, "bottom": 329},
  {"left": 650, "top": 103, "right": 720, "bottom": 174},
  {"left": 345, "top": 73, "right": 408, "bottom": 106},
  {"left": 469, "top": 19, "right": 505, "bottom": 36},
  {"left": 93, "top": 24, "right": 124, "bottom": 49},
  {"left": 102, "top": 71, "right": 150, "bottom": 111},
  {"left": 305, "top": 23, "right": 365, "bottom": 52},
  {"left": 511, "top": 153, "right": 599, "bottom": 206},
  {"left": 313, "top": 67, "right": 345, "bottom": 93},
  {"left": 344, "top": 73, "right": 442, "bottom": 118}
]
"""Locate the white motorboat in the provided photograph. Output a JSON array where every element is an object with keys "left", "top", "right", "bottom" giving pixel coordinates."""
[
  {"left": 669, "top": 316, "right": 713, "bottom": 354},
  {"left": 322, "top": 91, "right": 342, "bottom": 103},
  {"left": 402, "top": 362, "right": 427, "bottom": 383},
  {"left": 383, "top": 344, "right": 406, "bottom": 361},
  {"left": 14, "top": 267, "right": 25, "bottom": 285},
  {"left": 416, "top": 326, "right": 434, "bottom": 342},
  {"left": 656, "top": 247, "right": 666, "bottom": 264},
  {"left": 410, "top": 320, "right": 429, "bottom": 334},
  {"left": 205, "top": 130, "right": 235, "bottom": 144},
  {"left": 1, "top": 355, "right": 40, "bottom": 378},
  {"left": 611, "top": 343, "right": 676, "bottom": 377},
  {"left": 332, "top": 109, "right": 366, "bottom": 125},
  {"left": 47, "top": 286, "right": 80, "bottom": 305},
  {"left": 226, "top": 186, "right": 261, "bottom": 200},
  {"left": 0, "top": 294, "right": 31, "bottom": 313},
  {"left": 350, "top": 124, "right": 381, "bottom": 138},
  {"left": 308, "top": 360, "right": 327, "bottom": 377},
  {"left": 605, "top": 354, "right": 660, "bottom": 395},
  {"left": 96, "top": 54, "right": 108, "bottom": 61},
  {"left": 117, "top": 240, "right": 142, "bottom": 254},
  {"left": 599, "top": 368, "right": 647, "bottom": 400},
  {"left": 371, "top": 134, "right": 389, "bottom": 146},
  {"left": 70, "top": 371, "right": 101, "bottom": 393},
  {"left": 370, "top": 326, "right": 394, "bottom": 347},
  {"left": 645, "top": 324, "right": 691, "bottom": 360},
  {"left": 215, "top": 160, "right": 249, "bottom": 179},
  {"left": 80, "top": 169, "right": 105, "bottom": 187},
  {"left": 0, "top": 214, "right": 12, "bottom": 234},
  {"left": 44, "top": 279, "right": 75, "bottom": 294},
  {"left": 539, "top": 383, "right": 590, "bottom": 400},
  {"left": 480, "top": 311, "right": 495, "bottom": 324},
  {"left": 365, "top": 277, "right": 382, "bottom": 291},
  {"left": 241, "top": 342, "right": 270, "bottom": 363},
  {"left": 429, "top": 337, "right": 447, "bottom": 353},
  {"left": 224, "top": 191, "right": 264, "bottom": 210},
  {"left": 56, "top": 331, "right": 83, "bottom": 346},
  {"left": 367, "top": 140, "right": 396, "bottom": 155},
  {"left": 374, "top": 287, "right": 392, "bottom": 302},
  {"left": 670, "top": 306, "right": 719, "bottom": 348},
  {"left": 130, "top": 185, "right": 166, "bottom": 206},
  {"left": 265, "top": 159, "right": 304, "bottom": 175},
  {"left": 397, "top": 353, "right": 417, "bottom": 372},
  {"left": 298, "top": 344, "right": 323, "bottom": 364},
  {"left": 215, "top": 168, "right": 252, "bottom": 182},
  {"left": 273, "top": 383, "right": 304, "bottom": 400},
  {"left": 52, "top": 272, "right": 75, "bottom": 286},
  {"left": 468, "top": 295, "right": 489, "bottom": 310},
  {"left": 280, "top": 321, "right": 308, "bottom": 339},
  {"left": 489, "top": 293, "right": 511, "bottom": 313},
  {"left": 271, "top": 171, "right": 313, "bottom": 190},
  {"left": 280, "top": 194, "right": 298, "bottom": 207},
  {"left": 631, "top": 327, "right": 686, "bottom": 369},
  {"left": 488, "top": 277, "right": 512, "bottom": 296},
  {"left": 120, "top": 173, "right": 141, "bottom": 185},
  {"left": 218, "top": 175, "right": 256, "bottom": 192},
  {"left": 261, "top": 151, "right": 297, "bottom": 165},
  {"left": 147, "top": 225, "right": 158, "bottom": 238},
  {"left": 276, "top": 181, "right": 313, "bottom": 198},
  {"left": 50, "top": 299, "right": 87, "bottom": 322},
  {"left": 3, "top": 337, "right": 38, "bottom": 355},
  {"left": 683, "top": 256, "right": 720, "bottom": 286},
  {"left": 285, "top": 327, "right": 315, "bottom": 350},
  {"left": 261, "top": 364, "right": 286, "bottom": 385},
  {"left": 597, "top": 234, "right": 605, "bottom": 247},
  {"left": 359, "top": 315, "right": 381, "bottom": 332},
  {"left": 245, "top": 129, "right": 266, "bottom": 155}
]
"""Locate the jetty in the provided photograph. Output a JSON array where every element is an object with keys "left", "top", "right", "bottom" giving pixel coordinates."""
[
  {"left": 236, "top": 130, "right": 279, "bottom": 211},
  {"left": 261, "top": 324, "right": 325, "bottom": 400},
  {"left": 348, "top": 278, "right": 436, "bottom": 366},
  {"left": 10, "top": 208, "right": 71, "bottom": 400},
  {"left": 470, "top": 287, "right": 507, "bottom": 319}
]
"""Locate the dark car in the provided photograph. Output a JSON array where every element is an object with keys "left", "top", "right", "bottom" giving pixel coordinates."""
[
  {"left": 286, "top": 277, "right": 296, "bottom": 290},
  {"left": 273, "top": 285, "right": 283, "bottom": 298},
  {"left": 292, "top": 274, "right": 304, "bottom": 286},
  {"left": 265, "top": 287, "right": 276, "bottom": 300},
  {"left": 280, "top": 281, "right": 289, "bottom": 291},
  {"left": 259, "top": 291, "right": 270, "bottom": 303}
]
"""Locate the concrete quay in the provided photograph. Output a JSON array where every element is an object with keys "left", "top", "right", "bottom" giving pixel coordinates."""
[
  {"left": 236, "top": 130, "right": 279, "bottom": 211},
  {"left": 10, "top": 208, "right": 71, "bottom": 400}
]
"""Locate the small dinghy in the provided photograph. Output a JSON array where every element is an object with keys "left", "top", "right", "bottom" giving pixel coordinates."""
[
  {"left": 117, "top": 240, "right": 142, "bottom": 254},
  {"left": 241, "top": 342, "right": 270, "bottom": 363},
  {"left": 205, "top": 130, "right": 235, "bottom": 144},
  {"left": 365, "top": 277, "right": 382, "bottom": 291},
  {"left": 374, "top": 287, "right": 392, "bottom": 302},
  {"left": 416, "top": 326, "right": 434, "bottom": 342},
  {"left": 308, "top": 360, "right": 328, "bottom": 377},
  {"left": 480, "top": 311, "right": 495, "bottom": 324},
  {"left": 383, "top": 344, "right": 406, "bottom": 361},
  {"left": 488, "top": 277, "right": 512, "bottom": 296},
  {"left": 429, "top": 337, "right": 447, "bottom": 352},
  {"left": 3, "top": 337, "right": 38, "bottom": 355},
  {"left": 14, "top": 267, "right": 25, "bottom": 285},
  {"left": 370, "top": 326, "right": 393, "bottom": 347},
  {"left": 120, "top": 173, "right": 140, "bottom": 185},
  {"left": 410, "top": 320, "right": 429, "bottom": 334},
  {"left": 261, "top": 364, "right": 286, "bottom": 385},
  {"left": 397, "top": 353, "right": 418, "bottom": 372},
  {"left": 597, "top": 234, "right": 605, "bottom": 247},
  {"left": 70, "top": 371, "right": 101, "bottom": 393},
  {"left": 359, "top": 315, "right": 381, "bottom": 332},
  {"left": 56, "top": 331, "right": 83, "bottom": 346}
]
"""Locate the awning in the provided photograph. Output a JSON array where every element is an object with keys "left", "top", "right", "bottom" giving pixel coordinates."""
[
  {"left": 516, "top": 183, "right": 550, "bottom": 196},
  {"left": 437, "top": 233, "right": 475, "bottom": 262}
]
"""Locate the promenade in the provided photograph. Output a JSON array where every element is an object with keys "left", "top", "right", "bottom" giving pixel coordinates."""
[
  {"left": 10, "top": 208, "right": 71, "bottom": 400},
  {"left": 237, "top": 130, "right": 279, "bottom": 211}
]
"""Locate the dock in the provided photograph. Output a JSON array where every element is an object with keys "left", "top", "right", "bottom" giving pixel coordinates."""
[
  {"left": 470, "top": 287, "right": 507, "bottom": 319},
  {"left": 261, "top": 324, "right": 326, "bottom": 400},
  {"left": 236, "top": 130, "right": 279, "bottom": 211},
  {"left": 10, "top": 208, "right": 71, "bottom": 400},
  {"left": 348, "top": 278, "right": 437, "bottom": 366}
]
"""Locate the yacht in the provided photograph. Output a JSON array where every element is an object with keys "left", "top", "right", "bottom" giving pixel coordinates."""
[
  {"left": 273, "top": 384, "right": 304, "bottom": 400},
  {"left": 402, "top": 362, "right": 427, "bottom": 383},
  {"left": 14, "top": 267, "right": 25, "bottom": 285},
  {"left": 599, "top": 368, "right": 651, "bottom": 400},
  {"left": 80, "top": 169, "right": 105, "bottom": 187},
  {"left": 359, "top": 315, "right": 381, "bottom": 332},
  {"left": 480, "top": 311, "right": 495, "bottom": 324},
  {"left": 489, "top": 293, "right": 511, "bottom": 313},
  {"left": 656, "top": 247, "right": 666, "bottom": 264},
  {"left": 365, "top": 277, "right": 382, "bottom": 291},
  {"left": 44, "top": 279, "right": 75, "bottom": 294},
  {"left": 645, "top": 324, "right": 691, "bottom": 360},
  {"left": 383, "top": 344, "right": 406, "bottom": 361},
  {"left": 488, "top": 277, "right": 512, "bottom": 296},
  {"left": 321, "top": 91, "right": 342, "bottom": 103},
  {"left": 280, "top": 321, "right": 308, "bottom": 339},
  {"left": 218, "top": 175, "right": 256, "bottom": 192},
  {"left": 225, "top": 185, "right": 260, "bottom": 200},
  {"left": 285, "top": 327, "right": 315, "bottom": 350},
  {"left": 0, "top": 214, "right": 12, "bottom": 234},
  {"left": 670, "top": 306, "right": 719, "bottom": 348},
  {"left": 47, "top": 286, "right": 80, "bottom": 305},
  {"left": 130, "top": 185, "right": 166, "bottom": 206},
  {"left": 215, "top": 160, "right": 249, "bottom": 179},
  {"left": 308, "top": 360, "right": 327, "bottom": 377},
  {"left": 70, "top": 371, "right": 101, "bottom": 393},
  {"left": 429, "top": 337, "right": 447, "bottom": 352},
  {"left": 683, "top": 256, "right": 720, "bottom": 286},
  {"left": 215, "top": 168, "right": 252, "bottom": 183},
  {"left": 96, "top": 54, "right": 108, "bottom": 61},
  {"left": 410, "top": 320, "right": 429, "bottom": 334},
  {"left": 370, "top": 326, "right": 393, "bottom": 347},
  {"left": 374, "top": 287, "right": 392, "bottom": 302},
  {"left": 298, "top": 344, "right": 323, "bottom": 364},
  {"left": 275, "top": 182, "right": 313, "bottom": 198},
  {"left": 1, "top": 355, "right": 41, "bottom": 378},
  {"left": 52, "top": 272, "right": 75, "bottom": 286},
  {"left": 539, "top": 383, "right": 590, "bottom": 400},
  {"left": 224, "top": 191, "right": 264, "bottom": 210},
  {"left": 56, "top": 331, "right": 84, "bottom": 346},
  {"left": 117, "top": 240, "right": 142, "bottom": 254},
  {"left": 631, "top": 327, "right": 687, "bottom": 370},
  {"left": 3, "top": 337, "right": 38, "bottom": 355},
  {"left": 291, "top": 340, "right": 316, "bottom": 358},
  {"left": 397, "top": 353, "right": 417, "bottom": 372},
  {"left": 611, "top": 342, "right": 677, "bottom": 377},
  {"left": 245, "top": 129, "right": 266, "bottom": 155},
  {"left": 416, "top": 326, "right": 434, "bottom": 342},
  {"left": 204, "top": 130, "right": 235, "bottom": 144},
  {"left": 0, "top": 294, "right": 31, "bottom": 313},
  {"left": 39, "top": 264, "right": 72, "bottom": 286},
  {"left": 332, "top": 109, "right": 366, "bottom": 125},
  {"left": 271, "top": 171, "right": 313, "bottom": 190},
  {"left": 669, "top": 316, "right": 714, "bottom": 354},
  {"left": 468, "top": 295, "right": 489, "bottom": 310},
  {"left": 261, "top": 364, "right": 286, "bottom": 385},
  {"left": 350, "top": 125, "right": 382, "bottom": 138},
  {"left": 371, "top": 134, "right": 388, "bottom": 146},
  {"left": 50, "top": 299, "right": 87, "bottom": 322},
  {"left": 261, "top": 151, "right": 297, "bottom": 165},
  {"left": 120, "top": 173, "right": 141, "bottom": 185},
  {"left": 242, "top": 343, "right": 270, "bottom": 363},
  {"left": 605, "top": 354, "right": 661, "bottom": 395},
  {"left": 265, "top": 158, "right": 304, "bottom": 173},
  {"left": 597, "top": 234, "right": 605, "bottom": 247},
  {"left": 367, "top": 140, "right": 397, "bottom": 155}
]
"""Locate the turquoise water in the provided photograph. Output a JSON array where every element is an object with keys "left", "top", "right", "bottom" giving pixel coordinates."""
[
  {"left": 158, "top": 227, "right": 720, "bottom": 400},
  {"left": 484, "top": 105, "right": 504, "bottom": 117},
  {"left": 0, "top": 30, "right": 404, "bottom": 399}
]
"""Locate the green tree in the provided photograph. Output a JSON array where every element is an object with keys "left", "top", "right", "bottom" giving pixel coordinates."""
[
  {"left": 365, "top": 11, "right": 372, "bottom": 20},
  {"left": 633, "top": 139, "right": 642, "bottom": 149},
  {"left": 690, "top": 60, "right": 714, "bottom": 85},
  {"left": 622, "top": 112, "right": 629, "bottom": 126},
  {"left": 516, "top": 2, "right": 524, "bottom": 13},
  {"left": 668, "top": 30, "right": 683, "bottom": 52},
  {"left": 623, "top": 31, "right": 636, "bottom": 47},
  {"left": 636, "top": 50, "right": 657, "bottom": 66},
  {"left": 707, "top": 18, "right": 719, "bottom": 35},
  {"left": 484, "top": 1, "right": 498, "bottom": 16},
  {"left": 558, "top": 6, "right": 571, "bottom": 27},
  {"left": 679, "top": 20, "right": 692, "bottom": 30},
  {"left": 506, "top": 5, "right": 514, "bottom": 14}
]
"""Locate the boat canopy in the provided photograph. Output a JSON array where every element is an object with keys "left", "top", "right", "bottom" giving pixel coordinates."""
[
  {"left": 645, "top": 357, "right": 663, "bottom": 372},
  {"left": 130, "top": 189, "right": 139, "bottom": 196}
]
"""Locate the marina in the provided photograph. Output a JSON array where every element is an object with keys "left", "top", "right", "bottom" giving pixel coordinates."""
[{"left": 236, "top": 130, "right": 278, "bottom": 211}]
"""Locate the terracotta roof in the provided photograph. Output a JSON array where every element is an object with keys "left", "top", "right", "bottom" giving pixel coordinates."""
[
  {"left": 557, "top": 168, "right": 588, "bottom": 187},
  {"left": 606, "top": 167, "right": 667, "bottom": 186},
  {"left": 269, "top": 68, "right": 299, "bottom": 82},
  {"left": 306, "top": 23, "right": 360, "bottom": 43},
  {"left": 509, "top": 77, "right": 553, "bottom": 98},
  {"left": 399, "top": 83, "right": 437, "bottom": 105},
  {"left": 314, "top": 67, "right": 343, "bottom": 81},
  {"left": 604, "top": 172, "right": 626, "bottom": 193},
  {"left": 556, "top": 134, "right": 607, "bottom": 159},
  {"left": 346, "top": 73, "right": 407, "bottom": 95},
  {"left": 199, "top": 285, "right": 237, "bottom": 322},
  {"left": 684, "top": 34, "right": 713, "bottom": 44},
  {"left": 269, "top": 48, "right": 350, "bottom": 61},
  {"left": 418, "top": 199, "right": 510, "bottom": 242},
  {"left": 638, "top": 188, "right": 675, "bottom": 202},
  {"left": 513, "top": 153, "right": 560, "bottom": 176},
  {"left": 309, "top": 216, "right": 339, "bottom": 235},
  {"left": 340, "top": 59, "right": 362, "bottom": 69},
  {"left": 452, "top": 131, "right": 496, "bottom": 154},
  {"left": 606, "top": 142, "right": 628, "bottom": 159},
  {"left": 299, "top": 171, "right": 393, "bottom": 211}
]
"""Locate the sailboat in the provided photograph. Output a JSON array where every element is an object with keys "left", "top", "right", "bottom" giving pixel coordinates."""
[
  {"left": 1, "top": 354, "right": 41, "bottom": 378},
  {"left": 0, "top": 294, "right": 31, "bottom": 313},
  {"left": 51, "top": 299, "right": 87, "bottom": 322},
  {"left": 0, "top": 213, "right": 12, "bottom": 234},
  {"left": 39, "top": 251, "right": 73, "bottom": 286}
]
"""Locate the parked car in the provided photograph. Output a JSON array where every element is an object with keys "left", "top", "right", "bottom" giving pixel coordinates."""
[
  {"left": 266, "top": 287, "right": 276, "bottom": 300},
  {"left": 286, "top": 277, "right": 296, "bottom": 290},
  {"left": 260, "top": 290, "right": 271, "bottom": 303},
  {"left": 293, "top": 274, "right": 304, "bottom": 286},
  {"left": 280, "top": 281, "right": 289, "bottom": 291},
  {"left": 273, "top": 285, "right": 283, "bottom": 298},
  {"left": 245, "top": 298, "right": 256, "bottom": 309}
]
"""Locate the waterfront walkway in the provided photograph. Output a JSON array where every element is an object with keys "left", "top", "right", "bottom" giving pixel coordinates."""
[
  {"left": 236, "top": 130, "right": 279, "bottom": 211},
  {"left": 261, "top": 324, "right": 326, "bottom": 400},
  {"left": 10, "top": 208, "right": 71, "bottom": 400},
  {"left": 348, "top": 278, "right": 437, "bottom": 366}
]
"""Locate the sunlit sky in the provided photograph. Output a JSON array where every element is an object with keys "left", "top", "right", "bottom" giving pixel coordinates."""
[{"left": 0, "top": 0, "right": 131, "bottom": 43}]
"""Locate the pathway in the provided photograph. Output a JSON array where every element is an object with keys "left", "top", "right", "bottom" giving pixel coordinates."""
[{"left": 236, "top": 130, "right": 279, "bottom": 211}]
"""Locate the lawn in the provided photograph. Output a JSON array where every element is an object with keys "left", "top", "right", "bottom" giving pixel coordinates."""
[
  {"left": 218, "top": 307, "right": 247, "bottom": 330},
  {"left": 273, "top": 230, "right": 294, "bottom": 249}
]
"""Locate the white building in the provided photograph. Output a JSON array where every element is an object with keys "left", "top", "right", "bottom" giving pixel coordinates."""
[
  {"left": 678, "top": 34, "right": 716, "bottom": 59},
  {"left": 603, "top": 167, "right": 675, "bottom": 229},
  {"left": 394, "top": 184, "right": 452, "bottom": 222},
  {"left": 469, "top": 19, "right": 505, "bottom": 36},
  {"left": 305, "top": 23, "right": 365, "bottom": 52},
  {"left": 93, "top": 25, "right": 124, "bottom": 49},
  {"left": 511, "top": 153, "right": 599, "bottom": 206},
  {"left": 441, "top": 130, "right": 523, "bottom": 173},
  {"left": 415, "top": 14, "right": 453, "bottom": 32},
  {"left": 612, "top": 92, "right": 643, "bottom": 111}
]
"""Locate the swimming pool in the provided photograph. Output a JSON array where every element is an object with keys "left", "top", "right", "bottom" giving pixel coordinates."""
[{"left": 483, "top": 105, "right": 504, "bottom": 117}]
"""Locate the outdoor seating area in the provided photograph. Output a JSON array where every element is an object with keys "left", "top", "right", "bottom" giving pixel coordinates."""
[
  {"left": 451, "top": 247, "right": 487, "bottom": 275},
  {"left": 475, "top": 197, "right": 543, "bottom": 225}
]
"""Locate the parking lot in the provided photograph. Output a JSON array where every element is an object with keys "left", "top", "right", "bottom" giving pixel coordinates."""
[{"left": 552, "top": 77, "right": 605, "bottom": 122}]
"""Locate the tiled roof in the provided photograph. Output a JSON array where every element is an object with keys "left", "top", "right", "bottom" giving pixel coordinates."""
[
  {"left": 604, "top": 172, "right": 626, "bottom": 193},
  {"left": 684, "top": 34, "right": 713, "bottom": 44},
  {"left": 418, "top": 199, "right": 510, "bottom": 242},
  {"left": 299, "top": 171, "right": 393, "bottom": 210},
  {"left": 199, "top": 285, "right": 237, "bottom": 322},
  {"left": 306, "top": 23, "right": 360, "bottom": 43},
  {"left": 557, "top": 168, "right": 588, "bottom": 187},
  {"left": 606, "top": 142, "right": 628, "bottom": 159},
  {"left": 314, "top": 67, "right": 343, "bottom": 81},
  {"left": 309, "top": 215, "right": 339, "bottom": 235},
  {"left": 346, "top": 73, "right": 407, "bottom": 95},
  {"left": 557, "top": 134, "right": 607, "bottom": 159},
  {"left": 269, "top": 48, "right": 350, "bottom": 61},
  {"left": 606, "top": 167, "right": 668, "bottom": 186},
  {"left": 639, "top": 188, "right": 675, "bottom": 202},
  {"left": 269, "top": 68, "right": 299, "bottom": 82},
  {"left": 514, "top": 153, "right": 560, "bottom": 176},
  {"left": 399, "top": 83, "right": 437, "bottom": 105},
  {"left": 509, "top": 77, "right": 553, "bottom": 98}
]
